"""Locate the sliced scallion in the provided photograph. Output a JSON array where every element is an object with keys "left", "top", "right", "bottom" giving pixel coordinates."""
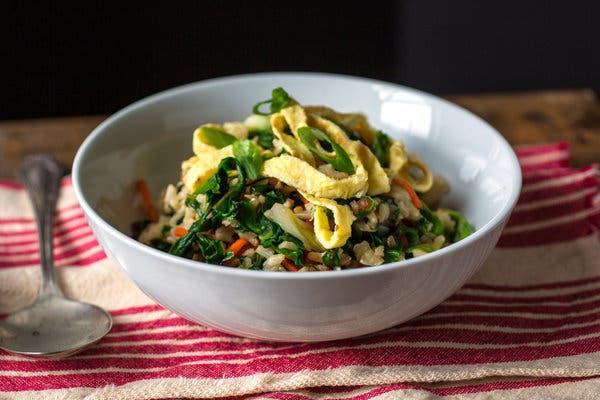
[
  {"left": 198, "top": 126, "right": 237, "bottom": 149},
  {"left": 297, "top": 126, "right": 355, "bottom": 175},
  {"left": 252, "top": 87, "right": 292, "bottom": 116}
]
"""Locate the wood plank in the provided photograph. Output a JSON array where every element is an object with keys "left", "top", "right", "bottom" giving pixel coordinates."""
[
  {"left": 0, "top": 116, "right": 105, "bottom": 179},
  {"left": 1, "top": 89, "right": 599, "bottom": 179},
  {"left": 446, "top": 89, "right": 600, "bottom": 168}
]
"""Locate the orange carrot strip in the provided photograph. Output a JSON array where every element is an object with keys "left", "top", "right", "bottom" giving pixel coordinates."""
[
  {"left": 173, "top": 226, "right": 188, "bottom": 237},
  {"left": 281, "top": 258, "right": 300, "bottom": 272},
  {"left": 392, "top": 179, "right": 422, "bottom": 209},
  {"left": 135, "top": 179, "right": 158, "bottom": 222},
  {"left": 226, "top": 238, "right": 250, "bottom": 257}
]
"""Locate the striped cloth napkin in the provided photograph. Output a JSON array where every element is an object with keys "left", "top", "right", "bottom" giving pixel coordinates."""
[{"left": 1, "top": 142, "right": 599, "bottom": 400}]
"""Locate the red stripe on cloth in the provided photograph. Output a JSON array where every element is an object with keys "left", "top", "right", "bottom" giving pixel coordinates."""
[
  {"left": 516, "top": 144, "right": 570, "bottom": 173},
  {"left": 5, "top": 318, "right": 600, "bottom": 371},
  {"left": 109, "top": 317, "right": 192, "bottom": 333},
  {"left": 0, "top": 213, "right": 86, "bottom": 237},
  {"left": 0, "top": 224, "right": 93, "bottom": 248},
  {"left": 430, "top": 297, "right": 600, "bottom": 314},
  {"left": 2, "top": 338, "right": 600, "bottom": 391},
  {"left": 91, "top": 324, "right": 600, "bottom": 354},
  {"left": 590, "top": 199, "right": 600, "bottom": 227},
  {"left": 407, "top": 311, "right": 600, "bottom": 330},
  {"left": 0, "top": 217, "right": 32, "bottom": 224},
  {"left": 0, "top": 180, "right": 24, "bottom": 190},
  {"left": 449, "top": 286, "right": 600, "bottom": 304},
  {"left": 101, "top": 324, "right": 223, "bottom": 342},
  {"left": 520, "top": 164, "right": 596, "bottom": 184},
  {"left": 0, "top": 220, "right": 89, "bottom": 243},
  {"left": 256, "top": 393, "right": 312, "bottom": 400},
  {"left": 0, "top": 221, "right": 97, "bottom": 258},
  {"left": 104, "top": 280, "right": 600, "bottom": 333},
  {"left": 521, "top": 160, "right": 571, "bottom": 174},
  {"left": 464, "top": 276, "right": 600, "bottom": 292},
  {"left": 507, "top": 191, "right": 597, "bottom": 226},
  {"left": 0, "top": 233, "right": 97, "bottom": 257},
  {"left": 497, "top": 148, "right": 598, "bottom": 246},
  {"left": 0, "top": 203, "right": 82, "bottom": 224},
  {"left": 514, "top": 141, "right": 569, "bottom": 158},
  {"left": 106, "top": 305, "right": 600, "bottom": 340},
  {"left": 106, "top": 305, "right": 600, "bottom": 338},
  {"left": 521, "top": 160, "right": 570, "bottom": 174},
  {"left": 0, "top": 176, "right": 72, "bottom": 191},
  {"left": 61, "top": 249, "right": 107, "bottom": 266},
  {"left": 0, "top": 229, "right": 96, "bottom": 255},
  {"left": 0, "top": 240, "right": 102, "bottom": 268},
  {"left": 0, "top": 205, "right": 83, "bottom": 230},
  {"left": 0, "top": 248, "right": 106, "bottom": 268},
  {"left": 109, "top": 304, "right": 166, "bottom": 316},
  {"left": 497, "top": 218, "right": 595, "bottom": 247},
  {"left": 516, "top": 167, "right": 598, "bottom": 204}
]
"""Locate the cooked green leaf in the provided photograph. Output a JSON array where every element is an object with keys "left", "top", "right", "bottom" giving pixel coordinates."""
[
  {"left": 232, "top": 139, "right": 263, "bottom": 180},
  {"left": 398, "top": 226, "right": 420, "bottom": 247},
  {"left": 237, "top": 201, "right": 284, "bottom": 248},
  {"left": 420, "top": 206, "right": 444, "bottom": 235},
  {"left": 169, "top": 218, "right": 206, "bottom": 256},
  {"left": 250, "top": 129, "right": 274, "bottom": 149},
  {"left": 195, "top": 234, "right": 234, "bottom": 264},
  {"left": 275, "top": 234, "right": 306, "bottom": 267},
  {"left": 384, "top": 249, "right": 402, "bottom": 263},
  {"left": 371, "top": 130, "right": 391, "bottom": 167},
  {"left": 449, "top": 211, "right": 474, "bottom": 242},
  {"left": 322, "top": 248, "right": 342, "bottom": 267}
]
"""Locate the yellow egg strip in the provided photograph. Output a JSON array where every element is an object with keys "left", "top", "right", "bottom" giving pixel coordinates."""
[
  {"left": 306, "top": 113, "right": 390, "bottom": 196},
  {"left": 260, "top": 154, "right": 369, "bottom": 199},
  {"left": 301, "top": 192, "right": 356, "bottom": 249},
  {"left": 181, "top": 145, "right": 234, "bottom": 192},
  {"left": 396, "top": 150, "right": 433, "bottom": 192},
  {"left": 351, "top": 141, "right": 391, "bottom": 195},
  {"left": 183, "top": 97, "right": 433, "bottom": 201},
  {"left": 270, "top": 107, "right": 315, "bottom": 164},
  {"left": 304, "top": 105, "right": 434, "bottom": 194},
  {"left": 304, "top": 106, "right": 377, "bottom": 145},
  {"left": 182, "top": 125, "right": 238, "bottom": 191}
]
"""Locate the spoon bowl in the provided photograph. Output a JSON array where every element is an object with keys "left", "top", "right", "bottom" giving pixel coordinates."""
[
  {"left": 0, "top": 155, "right": 112, "bottom": 359},
  {"left": 0, "top": 297, "right": 112, "bottom": 359}
]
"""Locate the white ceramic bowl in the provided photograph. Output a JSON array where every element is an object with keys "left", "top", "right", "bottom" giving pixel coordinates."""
[{"left": 72, "top": 72, "right": 521, "bottom": 342}]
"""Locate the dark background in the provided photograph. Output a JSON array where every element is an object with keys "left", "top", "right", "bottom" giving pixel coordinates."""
[{"left": 1, "top": 1, "right": 599, "bottom": 120}]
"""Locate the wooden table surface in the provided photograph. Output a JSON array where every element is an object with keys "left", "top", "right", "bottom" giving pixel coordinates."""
[{"left": 1, "top": 89, "right": 599, "bottom": 179}]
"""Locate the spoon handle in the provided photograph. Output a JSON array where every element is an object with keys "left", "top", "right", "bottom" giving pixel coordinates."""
[{"left": 18, "top": 155, "right": 66, "bottom": 298}]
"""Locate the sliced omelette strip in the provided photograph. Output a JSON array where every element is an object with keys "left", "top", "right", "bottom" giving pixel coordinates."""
[
  {"left": 301, "top": 192, "right": 356, "bottom": 249},
  {"left": 270, "top": 106, "right": 315, "bottom": 164},
  {"left": 261, "top": 154, "right": 369, "bottom": 199},
  {"left": 182, "top": 124, "right": 243, "bottom": 191},
  {"left": 306, "top": 111, "right": 390, "bottom": 196}
]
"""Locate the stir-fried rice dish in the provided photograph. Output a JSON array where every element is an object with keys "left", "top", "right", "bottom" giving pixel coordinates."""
[{"left": 135, "top": 88, "right": 474, "bottom": 271}]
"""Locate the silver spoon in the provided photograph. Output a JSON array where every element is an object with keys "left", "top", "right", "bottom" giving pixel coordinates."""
[{"left": 0, "top": 155, "right": 112, "bottom": 359}]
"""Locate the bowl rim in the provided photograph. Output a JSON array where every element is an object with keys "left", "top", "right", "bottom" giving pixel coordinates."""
[{"left": 72, "top": 71, "right": 522, "bottom": 281}]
